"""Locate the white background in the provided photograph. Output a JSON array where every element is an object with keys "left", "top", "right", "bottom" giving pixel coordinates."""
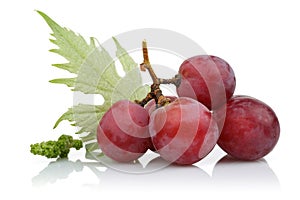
[{"left": 0, "top": 0, "right": 299, "bottom": 199}]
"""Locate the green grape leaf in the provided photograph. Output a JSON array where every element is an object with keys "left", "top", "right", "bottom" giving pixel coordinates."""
[
  {"left": 37, "top": 11, "right": 149, "bottom": 157},
  {"left": 49, "top": 78, "right": 76, "bottom": 87},
  {"left": 113, "top": 37, "right": 136, "bottom": 72},
  {"left": 37, "top": 10, "right": 96, "bottom": 74}
]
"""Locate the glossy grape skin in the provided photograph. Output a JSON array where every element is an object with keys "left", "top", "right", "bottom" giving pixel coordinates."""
[
  {"left": 217, "top": 96, "right": 280, "bottom": 161},
  {"left": 144, "top": 96, "right": 177, "bottom": 151},
  {"left": 176, "top": 55, "right": 236, "bottom": 110},
  {"left": 97, "top": 100, "right": 151, "bottom": 162},
  {"left": 149, "top": 97, "right": 219, "bottom": 165}
]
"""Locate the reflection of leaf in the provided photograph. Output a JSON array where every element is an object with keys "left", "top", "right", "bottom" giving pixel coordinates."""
[
  {"left": 32, "top": 158, "right": 83, "bottom": 186},
  {"left": 38, "top": 11, "right": 149, "bottom": 156}
]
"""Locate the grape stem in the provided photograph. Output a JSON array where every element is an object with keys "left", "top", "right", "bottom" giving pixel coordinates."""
[
  {"left": 140, "top": 40, "right": 159, "bottom": 85},
  {"left": 158, "top": 74, "right": 181, "bottom": 87},
  {"left": 140, "top": 40, "right": 181, "bottom": 87},
  {"left": 135, "top": 40, "right": 171, "bottom": 107}
]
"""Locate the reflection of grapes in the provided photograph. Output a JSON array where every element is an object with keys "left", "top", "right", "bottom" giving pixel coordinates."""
[
  {"left": 149, "top": 97, "right": 219, "bottom": 165},
  {"left": 97, "top": 100, "right": 152, "bottom": 162},
  {"left": 176, "top": 55, "right": 236, "bottom": 109},
  {"left": 217, "top": 96, "right": 280, "bottom": 160},
  {"left": 99, "top": 157, "right": 211, "bottom": 189},
  {"left": 212, "top": 155, "right": 280, "bottom": 190}
]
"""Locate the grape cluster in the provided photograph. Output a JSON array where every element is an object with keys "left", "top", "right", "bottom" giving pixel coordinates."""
[{"left": 97, "top": 47, "right": 280, "bottom": 165}]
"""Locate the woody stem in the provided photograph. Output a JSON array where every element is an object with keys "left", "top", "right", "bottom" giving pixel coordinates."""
[{"left": 135, "top": 40, "right": 171, "bottom": 107}]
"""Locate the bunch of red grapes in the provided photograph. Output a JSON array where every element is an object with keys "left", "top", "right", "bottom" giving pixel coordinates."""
[{"left": 97, "top": 46, "right": 280, "bottom": 165}]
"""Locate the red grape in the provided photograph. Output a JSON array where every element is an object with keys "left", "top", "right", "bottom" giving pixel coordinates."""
[
  {"left": 217, "top": 95, "right": 280, "bottom": 160},
  {"left": 149, "top": 97, "right": 219, "bottom": 165},
  {"left": 176, "top": 55, "right": 236, "bottom": 110},
  {"left": 144, "top": 96, "right": 177, "bottom": 151},
  {"left": 97, "top": 100, "right": 151, "bottom": 162}
]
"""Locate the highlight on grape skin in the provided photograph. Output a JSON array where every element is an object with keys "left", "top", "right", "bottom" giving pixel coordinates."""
[
  {"left": 149, "top": 97, "right": 220, "bottom": 165},
  {"left": 97, "top": 100, "right": 152, "bottom": 162},
  {"left": 216, "top": 95, "right": 280, "bottom": 161}
]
